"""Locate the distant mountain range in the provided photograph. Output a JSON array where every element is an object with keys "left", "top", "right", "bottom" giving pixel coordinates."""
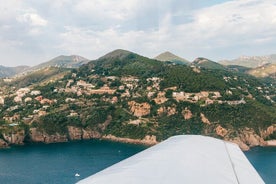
[
  {"left": 1, "top": 52, "right": 276, "bottom": 79},
  {"left": 219, "top": 54, "right": 276, "bottom": 68},
  {"left": 28, "top": 55, "right": 89, "bottom": 71},
  {"left": 0, "top": 55, "right": 89, "bottom": 78},
  {"left": 0, "top": 65, "right": 30, "bottom": 78},
  {"left": 247, "top": 63, "right": 276, "bottom": 78}
]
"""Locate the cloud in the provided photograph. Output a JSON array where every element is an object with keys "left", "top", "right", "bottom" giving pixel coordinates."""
[
  {"left": 0, "top": 0, "right": 276, "bottom": 66},
  {"left": 17, "top": 13, "right": 48, "bottom": 27},
  {"left": 56, "top": 0, "right": 276, "bottom": 60}
]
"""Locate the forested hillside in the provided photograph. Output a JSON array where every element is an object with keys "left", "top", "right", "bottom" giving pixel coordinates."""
[{"left": 0, "top": 50, "right": 275, "bottom": 150}]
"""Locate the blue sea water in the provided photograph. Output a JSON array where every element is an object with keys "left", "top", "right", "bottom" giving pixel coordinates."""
[
  {"left": 0, "top": 140, "right": 146, "bottom": 184},
  {"left": 0, "top": 140, "right": 275, "bottom": 184},
  {"left": 245, "top": 146, "right": 276, "bottom": 184}
]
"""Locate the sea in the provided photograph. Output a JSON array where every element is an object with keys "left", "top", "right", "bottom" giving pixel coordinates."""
[{"left": 0, "top": 140, "right": 275, "bottom": 184}]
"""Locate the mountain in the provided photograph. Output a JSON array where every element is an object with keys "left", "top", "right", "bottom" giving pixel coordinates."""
[
  {"left": 219, "top": 54, "right": 276, "bottom": 68},
  {"left": 225, "top": 65, "right": 251, "bottom": 73},
  {"left": 154, "top": 51, "right": 189, "bottom": 65},
  {"left": 0, "top": 49, "right": 275, "bottom": 151},
  {"left": 247, "top": 63, "right": 276, "bottom": 78},
  {"left": 98, "top": 49, "right": 132, "bottom": 61},
  {"left": 29, "top": 55, "right": 89, "bottom": 71},
  {"left": 0, "top": 65, "right": 30, "bottom": 78},
  {"left": 191, "top": 57, "right": 226, "bottom": 70},
  {"left": 81, "top": 49, "right": 164, "bottom": 77},
  {"left": 9, "top": 67, "right": 70, "bottom": 88}
]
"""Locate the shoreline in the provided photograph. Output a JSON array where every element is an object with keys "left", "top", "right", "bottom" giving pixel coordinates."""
[{"left": 1, "top": 135, "right": 276, "bottom": 150}]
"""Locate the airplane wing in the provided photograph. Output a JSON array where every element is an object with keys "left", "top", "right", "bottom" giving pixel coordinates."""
[{"left": 77, "top": 135, "right": 264, "bottom": 184}]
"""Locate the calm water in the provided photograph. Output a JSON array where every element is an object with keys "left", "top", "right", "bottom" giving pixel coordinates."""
[
  {"left": 0, "top": 140, "right": 275, "bottom": 184},
  {"left": 0, "top": 140, "right": 146, "bottom": 184},
  {"left": 245, "top": 146, "right": 276, "bottom": 184}
]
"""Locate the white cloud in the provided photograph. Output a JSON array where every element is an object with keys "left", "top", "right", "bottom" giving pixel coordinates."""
[
  {"left": 56, "top": 0, "right": 276, "bottom": 61},
  {"left": 1, "top": 0, "right": 276, "bottom": 66},
  {"left": 190, "top": 0, "right": 276, "bottom": 41},
  {"left": 74, "top": 0, "right": 140, "bottom": 21},
  {"left": 17, "top": 13, "right": 48, "bottom": 27}
]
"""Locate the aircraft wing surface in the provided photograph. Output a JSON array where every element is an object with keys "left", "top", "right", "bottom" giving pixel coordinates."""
[{"left": 77, "top": 135, "right": 264, "bottom": 184}]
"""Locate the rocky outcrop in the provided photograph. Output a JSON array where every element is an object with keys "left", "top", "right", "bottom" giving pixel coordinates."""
[
  {"left": 157, "top": 106, "right": 177, "bottom": 116},
  {"left": 200, "top": 113, "right": 211, "bottom": 125},
  {"left": 128, "top": 101, "right": 151, "bottom": 117},
  {"left": 228, "top": 137, "right": 250, "bottom": 151},
  {"left": 215, "top": 125, "right": 228, "bottom": 137},
  {"left": 67, "top": 116, "right": 108, "bottom": 140},
  {"left": 44, "top": 134, "right": 68, "bottom": 143},
  {"left": 28, "top": 126, "right": 102, "bottom": 143},
  {"left": 0, "top": 96, "right": 4, "bottom": 105},
  {"left": 239, "top": 128, "right": 265, "bottom": 147},
  {"left": 225, "top": 127, "right": 268, "bottom": 151},
  {"left": 153, "top": 92, "right": 167, "bottom": 104},
  {"left": 103, "top": 134, "right": 158, "bottom": 146},
  {"left": 261, "top": 124, "right": 276, "bottom": 138},
  {"left": 67, "top": 126, "right": 82, "bottom": 140},
  {"left": 29, "top": 128, "right": 68, "bottom": 143},
  {"left": 182, "top": 108, "right": 193, "bottom": 120},
  {"left": 82, "top": 129, "right": 101, "bottom": 139},
  {"left": 266, "top": 140, "right": 276, "bottom": 146},
  {"left": 3, "top": 129, "right": 25, "bottom": 145},
  {"left": 0, "top": 139, "right": 9, "bottom": 148}
]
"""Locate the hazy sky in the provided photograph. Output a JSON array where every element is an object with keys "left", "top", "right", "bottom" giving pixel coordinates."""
[{"left": 1, "top": 0, "right": 276, "bottom": 66}]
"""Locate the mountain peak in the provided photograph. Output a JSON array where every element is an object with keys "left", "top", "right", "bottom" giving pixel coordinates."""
[
  {"left": 99, "top": 49, "right": 134, "bottom": 60},
  {"left": 192, "top": 57, "right": 226, "bottom": 70},
  {"left": 24, "top": 55, "right": 89, "bottom": 73},
  {"left": 193, "top": 57, "right": 211, "bottom": 64},
  {"left": 154, "top": 51, "right": 189, "bottom": 65}
]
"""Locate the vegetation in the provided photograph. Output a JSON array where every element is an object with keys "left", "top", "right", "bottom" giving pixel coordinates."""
[{"left": 0, "top": 50, "right": 275, "bottom": 148}]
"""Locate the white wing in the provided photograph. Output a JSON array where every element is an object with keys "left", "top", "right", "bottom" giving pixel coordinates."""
[{"left": 77, "top": 135, "right": 264, "bottom": 184}]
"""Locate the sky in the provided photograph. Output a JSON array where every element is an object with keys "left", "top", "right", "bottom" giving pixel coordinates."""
[{"left": 0, "top": 0, "right": 276, "bottom": 67}]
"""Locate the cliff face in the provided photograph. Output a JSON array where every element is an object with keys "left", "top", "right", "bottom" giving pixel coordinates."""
[
  {"left": 220, "top": 126, "right": 276, "bottom": 151},
  {"left": 67, "top": 126, "right": 101, "bottom": 140},
  {"left": 103, "top": 134, "right": 158, "bottom": 146},
  {"left": 3, "top": 129, "right": 25, "bottom": 145},
  {"left": 29, "top": 128, "right": 68, "bottom": 143},
  {"left": 0, "top": 124, "right": 275, "bottom": 150},
  {"left": 0, "top": 139, "right": 9, "bottom": 148}
]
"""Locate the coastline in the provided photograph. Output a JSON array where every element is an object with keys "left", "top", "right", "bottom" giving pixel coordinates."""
[
  {"left": 101, "top": 134, "right": 158, "bottom": 146},
  {"left": 1, "top": 129, "right": 276, "bottom": 150}
]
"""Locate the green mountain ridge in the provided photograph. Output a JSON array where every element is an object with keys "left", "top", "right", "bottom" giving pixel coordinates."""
[
  {"left": 154, "top": 51, "right": 190, "bottom": 65},
  {"left": 0, "top": 49, "right": 275, "bottom": 150},
  {"left": 191, "top": 57, "right": 226, "bottom": 70}
]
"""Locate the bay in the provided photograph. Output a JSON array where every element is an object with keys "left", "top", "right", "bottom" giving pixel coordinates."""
[
  {"left": 0, "top": 140, "right": 275, "bottom": 184},
  {"left": 0, "top": 140, "right": 146, "bottom": 184}
]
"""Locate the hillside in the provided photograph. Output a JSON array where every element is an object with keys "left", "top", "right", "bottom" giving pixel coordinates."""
[
  {"left": 0, "top": 49, "right": 275, "bottom": 151},
  {"left": 225, "top": 65, "right": 251, "bottom": 73},
  {"left": 0, "top": 65, "right": 30, "bottom": 78},
  {"left": 8, "top": 67, "right": 70, "bottom": 88},
  {"left": 191, "top": 57, "right": 226, "bottom": 70},
  {"left": 154, "top": 51, "right": 189, "bottom": 65},
  {"left": 28, "top": 55, "right": 89, "bottom": 71},
  {"left": 220, "top": 54, "right": 276, "bottom": 68},
  {"left": 247, "top": 63, "right": 276, "bottom": 78}
]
